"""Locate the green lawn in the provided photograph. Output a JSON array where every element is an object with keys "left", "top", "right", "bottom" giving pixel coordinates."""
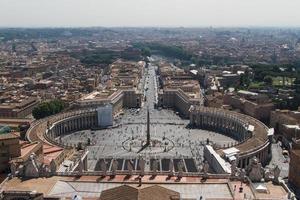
[
  {"left": 272, "top": 76, "right": 295, "bottom": 86},
  {"left": 249, "top": 81, "right": 265, "bottom": 88}
]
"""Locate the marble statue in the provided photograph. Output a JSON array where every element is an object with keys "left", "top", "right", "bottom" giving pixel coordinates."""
[
  {"left": 100, "top": 160, "right": 108, "bottom": 175},
  {"left": 169, "top": 160, "right": 174, "bottom": 176},
  {"left": 112, "top": 159, "right": 118, "bottom": 176},
  {"left": 273, "top": 165, "right": 281, "bottom": 184},
  {"left": 139, "top": 158, "right": 145, "bottom": 176},
  {"left": 231, "top": 160, "right": 237, "bottom": 177},
  {"left": 264, "top": 168, "right": 273, "bottom": 182},
  {"left": 203, "top": 161, "right": 209, "bottom": 178},
  {"left": 50, "top": 159, "right": 57, "bottom": 175},
  {"left": 23, "top": 153, "right": 40, "bottom": 178},
  {"left": 152, "top": 159, "right": 158, "bottom": 175},
  {"left": 17, "top": 165, "right": 24, "bottom": 177},
  {"left": 177, "top": 160, "right": 184, "bottom": 179},
  {"left": 127, "top": 160, "right": 133, "bottom": 175},
  {"left": 240, "top": 169, "right": 246, "bottom": 182},
  {"left": 39, "top": 164, "right": 50, "bottom": 177},
  {"left": 77, "top": 160, "right": 83, "bottom": 175},
  {"left": 10, "top": 162, "right": 16, "bottom": 176},
  {"left": 247, "top": 157, "right": 263, "bottom": 182}
]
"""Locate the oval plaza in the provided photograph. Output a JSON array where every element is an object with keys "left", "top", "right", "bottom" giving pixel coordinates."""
[{"left": 26, "top": 60, "right": 273, "bottom": 176}]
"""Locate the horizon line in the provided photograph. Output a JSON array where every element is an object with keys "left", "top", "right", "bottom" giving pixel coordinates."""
[{"left": 1, "top": 25, "right": 300, "bottom": 29}]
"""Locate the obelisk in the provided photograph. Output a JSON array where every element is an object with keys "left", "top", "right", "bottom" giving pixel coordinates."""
[{"left": 146, "top": 107, "right": 150, "bottom": 145}]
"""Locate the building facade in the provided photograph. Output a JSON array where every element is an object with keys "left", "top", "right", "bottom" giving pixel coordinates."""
[
  {"left": 223, "top": 91, "right": 274, "bottom": 122},
  {"left": 97, "top": 104, "right": 113, "bottom": 127},
  {"left": 0, "top": 97, "right": 39, "bottom": 118},
  {"left": 0, "top": 133, "right": 21, "bottom": 172},
  {"left": 289, "top": 139, "right": 300, "bottom": 190},
  {"left": 270, "top": 108, "right": 300, "bottom": 148}
]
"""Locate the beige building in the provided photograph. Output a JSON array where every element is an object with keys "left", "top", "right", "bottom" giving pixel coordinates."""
[
  {"left": 157, "top": 62, "right": 203, "bottom": 118},
  {"left": 0, "top": 97, "right": 39, "bottom": 118},
  {"left": 0, "top": 133, "right": 21, "bottom": 172},
  {"left": 158, "top": 89, "right": 202, "bottom": 118},
  {"left": 270, "top": 108, "right": 300, "bottom": 147},
  {"left": 75, "top": 89, "right": 142, "bottom": 115},
  {"left": 223, "top": 90, "right": 274, "bottom": 122},
  {"left": 75, "top": 60, "right": 145, "bottom": 114},
  {"left": 289, "top": 139, "right": 300, "bottom": 191}
]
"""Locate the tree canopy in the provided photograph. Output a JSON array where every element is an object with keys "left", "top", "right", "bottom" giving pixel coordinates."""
[
  {"left": 133, "top": 42, "right": 192, "bottom": 60},
  {"left": 264, "top": 75, "right": 273, "bottom": 85},
  {"left": 32, "top": 100, "right": 66, "bottom": 119}
]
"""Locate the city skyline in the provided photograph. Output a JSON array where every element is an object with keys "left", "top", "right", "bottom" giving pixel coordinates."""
[
  {"left": 0, "top": 1, "right": 300, "bottom": 198},
  {"left": 0, "top": 0, "right": 300, "bottom": 27}
]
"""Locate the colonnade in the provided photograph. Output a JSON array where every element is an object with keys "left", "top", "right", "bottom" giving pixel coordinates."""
[
  {"left": 190, "top": 107, "right": 271, "bottom": 168},
  {"left": 190, "top": 109, "right": 250, "bottom": 142},
  {"left": 238, "top": 141, "right": 270, "bottom": 168},
  {"left": 47, "top": 111, "right": 97, "bottom": 143}
]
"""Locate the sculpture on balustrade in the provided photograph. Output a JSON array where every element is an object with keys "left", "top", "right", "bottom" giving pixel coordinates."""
[
  {"left": 177, "top": 160, "right": 184, "bottom": 179},
  {"left": 203, "top": 161, "right": 209, "bottom": 178},
  {"left": 263, "top": 168, "right": 273, "bottom": 182},
  {"left": 152, "top": 159, "right": 158, "bottom": 175},
  {"left": 10, "top": 161, "right": 16, "bottom": 177},
  {"left": 273, "top": 165, "right": 281, "bottom": 184},
  {"left": 127, "top": 160, "right": 134, "bottom": 175},
  {"left": 247, "top": 157, "right": 264, "bottom": 182},
  {"left": 23, "top": 153, "right": 40, "bottom": 178},
  {"left": 50, "top": 159, "right": 57, "bottom": 175},
  {"left": 230, "top": 160, "right": 238, "bottom": 177},
  {"left": 100, "top": 160, "right": 108, "bottom": 176},
  {"left": 139, "top": 157, "right": 145, "bottom": 176},
  {"left": 111, "top": 159, "right": 118, "bottom": 176},
  {"left": 39, "top": 164, "right": 51, "bottom": 177},
  {"left": 17, "top": 165, "right": 24, "bottom": 177},
  {"left": 239, "top": 169, "right": 246, "bottom": 182},
  {"left": 169, "top": 159, "right": 174, "bottom": 176},
  {"left": 77, "top": 160, "right": 84, "bottom": 175}
]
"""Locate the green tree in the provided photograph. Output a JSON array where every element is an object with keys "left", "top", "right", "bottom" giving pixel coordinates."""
[
  {"left": 294, "top": 76, "right": 300, "bottom": 92},
  {"left": 141, "top": 47, "right": 151, "bottom": 57},
  {"left": 264, "top": 75, "right": 273, "bottom": 85},
  {"left": 32, "top": 100, "right": 66, "bottom": 119},
  {"left": 240, "top": 70, "right": 251, "bottom": 88}
]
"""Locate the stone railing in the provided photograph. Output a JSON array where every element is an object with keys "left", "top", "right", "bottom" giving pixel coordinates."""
[{"left": 55, "top": 171, "right": 231, "bottom": 179}]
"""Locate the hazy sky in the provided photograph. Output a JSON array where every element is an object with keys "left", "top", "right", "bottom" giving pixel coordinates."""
[{"left": 0, "top": 0, "right": 300, "bottom": 27}]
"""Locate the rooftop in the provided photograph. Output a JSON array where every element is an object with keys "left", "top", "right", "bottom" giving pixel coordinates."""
[
  {"left": 1, "top": 175, "right": 289, "bottom": 200},
  {"left": 0, "top": 132, "right": 19, "bottom": 140},
  {"left": 100, "top": 185, "right": 179, "bottom": 200}
]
